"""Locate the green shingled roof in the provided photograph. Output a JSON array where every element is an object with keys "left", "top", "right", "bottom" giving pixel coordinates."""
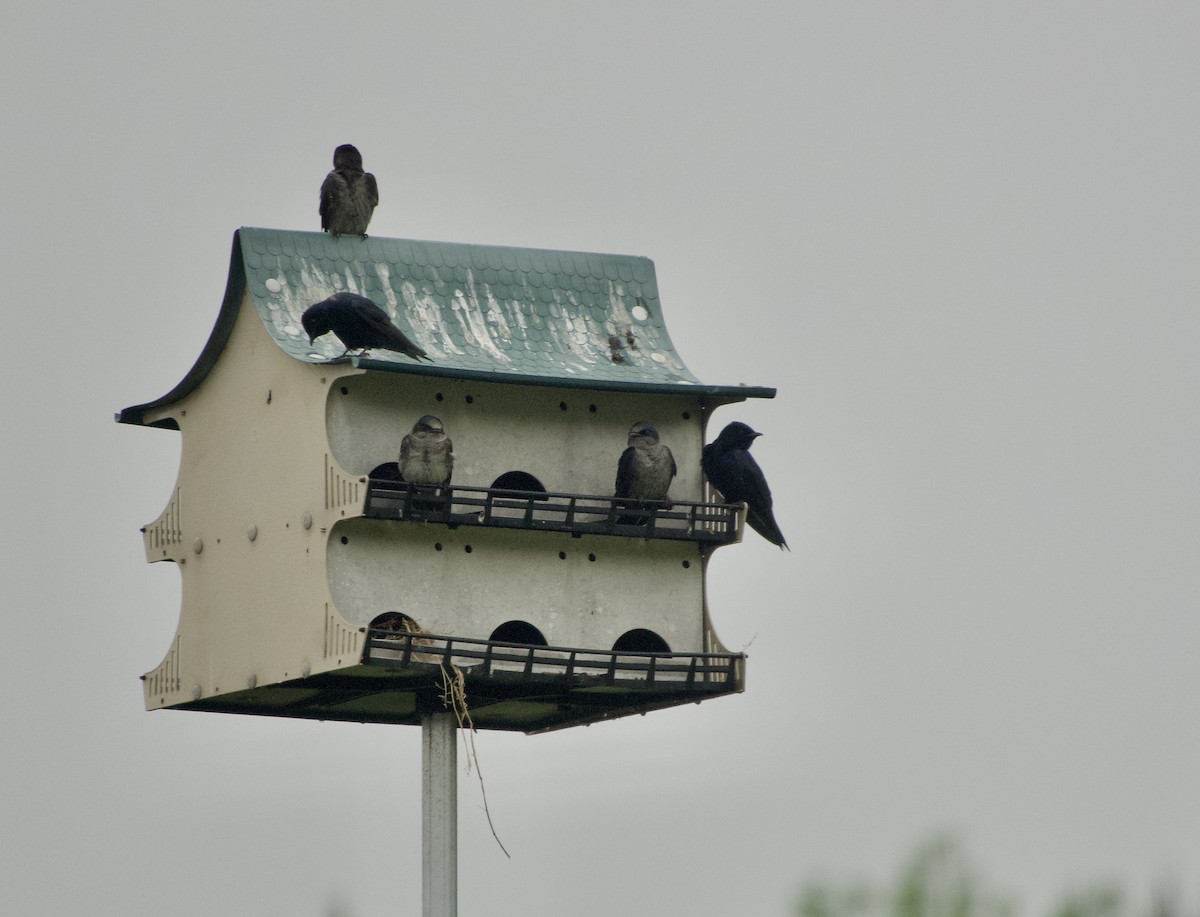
[{"left": 118, "top": 228, "right": 774, "bottom": 425}]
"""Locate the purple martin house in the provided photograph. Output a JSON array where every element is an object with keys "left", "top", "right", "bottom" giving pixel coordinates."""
[{"left": 119, "top": 228, "right": 775, "bottom": 732}]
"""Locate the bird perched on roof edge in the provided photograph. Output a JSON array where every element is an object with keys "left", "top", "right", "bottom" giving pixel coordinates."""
[
  {"left": 614, "top": 421, "right": 676, "bottom": 524},
  {"left": 702, "top": 421, "right": 788, "bottom": 550},
  {"left": 319, "top": 144, "right": 378, "bottom": 237},
  {"left": 301, "top": 292, "right": 429, "bottom": 361},
  {"left": 399, "top": 415, "right": 454, "bottom": 486}
]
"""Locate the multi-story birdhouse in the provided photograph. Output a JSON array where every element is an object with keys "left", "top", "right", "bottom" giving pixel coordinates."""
[{"left": 118, "top": 228, "right": 775, "bottom": 732}]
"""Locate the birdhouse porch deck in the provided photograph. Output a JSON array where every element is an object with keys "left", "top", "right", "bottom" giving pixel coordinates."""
[{"left": 164, "top": 628, "right": 745, "bottom": 733}]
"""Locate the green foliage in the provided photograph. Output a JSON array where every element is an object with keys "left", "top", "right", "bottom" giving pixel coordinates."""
[
  {"left": 798, "top": 877, "right": 877, "bottom": 917},
  {"left": 793, "top": 836, "right": 1172, "bottom": 917},
  {"left": 892, "top": 836, "right": 1011, "bottom": 917},
  {"left": 796, "top": 836, "right": 1011, "bottom": 917},
  {"left": 1050, "top": 888, "right": 1123, "bottom": 917}
]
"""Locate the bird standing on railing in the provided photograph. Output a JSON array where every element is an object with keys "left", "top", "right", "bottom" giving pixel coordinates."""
[
  {"left": 702, "top": 421, "right": 788, "bottom": 550},
  {"left": 614, "top": 421, "right": 676, "bottom": 524},
  {"left": 399, "top": 415, "right": 454, "bottom": 486},
  {"left": 615, "top": 421, "right": 676, "bottom": 501}
]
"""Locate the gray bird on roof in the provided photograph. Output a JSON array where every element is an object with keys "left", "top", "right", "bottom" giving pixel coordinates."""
[
  {"left": 399, "top": 415, "right": 454, "bottom": 486},
  {"left": 319, "top": 144, "right": 379, "bottom": 237},
  {"left": 301, "top": 292, "right": 429, "bottom": 361},
  {"left": 614, "top": 421, "right": 676, "bottom": 524},
  {"left": 702, "top": 421, "right": 788, "bottom": 550}
]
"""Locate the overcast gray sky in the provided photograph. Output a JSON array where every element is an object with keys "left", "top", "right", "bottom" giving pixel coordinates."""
[{"left": 3, "top": 3, "right": 1199, "bottom": 915}]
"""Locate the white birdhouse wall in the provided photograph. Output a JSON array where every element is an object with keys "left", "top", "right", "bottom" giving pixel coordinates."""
[
  {"left": 323, "top": 370, "right": 709, "bottom": 649},
  {"left": 138, "top": 289, "right": 715, "bottom": 711},
  {"left": 139, "top": 293, "right": 362, "bottom": 709},
  {"left": 324, "top": 371, "right": 706, "bottom": 501}
]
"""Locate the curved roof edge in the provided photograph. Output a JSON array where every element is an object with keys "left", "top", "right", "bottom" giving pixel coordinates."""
[
  {"left": 117, "top": 228, "right": 776, "bottom": 428},
  {"left": 116, "top": 232, "right": 248, "bottom": 428}
]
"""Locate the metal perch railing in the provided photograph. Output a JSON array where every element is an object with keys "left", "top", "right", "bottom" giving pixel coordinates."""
[{"left": 363, "top": 480, "right": 743, "bottom": 544}]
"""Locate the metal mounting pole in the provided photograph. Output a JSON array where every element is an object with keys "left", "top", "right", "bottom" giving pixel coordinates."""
[{"left": 422, "top": 710, "right": 458, "bottom": 917}]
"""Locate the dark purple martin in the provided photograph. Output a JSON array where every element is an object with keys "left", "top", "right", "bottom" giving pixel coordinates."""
[
  {"left": 702, "top": 421, "right": 788, "bottom": 550},
  {"left": 614, "top": 421, "right": 676, "bottom": 524},
  {"left": 319, "top": 144, "right": 379, "bottom": 237},
  {"left": 399, "top": 415, "right": 454, "bottom": 486},
  {"left": 301, "top": 292, "right": 429, "bottom": 361}
]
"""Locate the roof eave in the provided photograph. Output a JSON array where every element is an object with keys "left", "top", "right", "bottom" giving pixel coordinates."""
[
  {"left": 116, "top": 230, "right": 248, "bottom": 427},
  {"left": 350, "top": 356, "right": 776, "bottom": 401}
]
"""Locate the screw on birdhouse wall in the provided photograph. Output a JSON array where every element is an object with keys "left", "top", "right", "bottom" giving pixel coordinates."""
[
  {"left": 193, "top": 538, "right": 203, "bottom": 554},
  {"left": 247, "top": 525, "right": 257, "bottom": 542},
  {"left": 302, "top": 514, "right": 312, "bottom": 530}
]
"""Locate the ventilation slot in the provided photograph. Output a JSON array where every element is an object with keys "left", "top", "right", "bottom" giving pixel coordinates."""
[
  {"left": 143, "top": 488, "right": 183, "bottom": 558},
  {"left": 325, "top": 454, "right": 363, "bottom": 511},
  {"left": 324, "top": 604, "right": 362, "bottom": 660},
  {"left": 145, "top": 635, "right": 182, "bottom": 697}
]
